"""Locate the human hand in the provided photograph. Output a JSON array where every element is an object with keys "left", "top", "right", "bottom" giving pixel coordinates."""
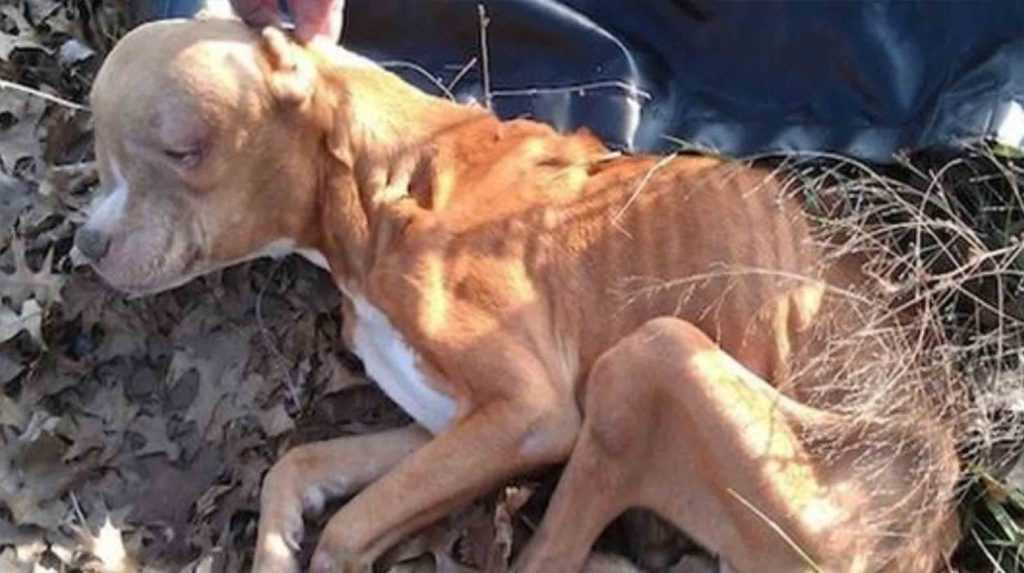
[{"left": 229, "top": 0, "right": 344, "bottom": 43}]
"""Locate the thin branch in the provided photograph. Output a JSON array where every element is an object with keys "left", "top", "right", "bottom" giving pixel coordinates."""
[
  {"left": 491, "top": 80, "right": 652, "bottom": 101},
  {"left": 0, "top": 79, "right": 89, "bottom": 112},
  {"left": 379, "top": 61, "right": 456, "bottom": 101},
  {"left": 477, "top": 3, "right": 492, "bottom": 110},
  {"left": 446, "top": 56, "right": 478, "bottom": 94}
]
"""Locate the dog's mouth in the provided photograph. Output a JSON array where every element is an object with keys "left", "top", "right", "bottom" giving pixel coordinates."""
[{"left": 88, "top": 237, "right": 203, "bottom": 296}]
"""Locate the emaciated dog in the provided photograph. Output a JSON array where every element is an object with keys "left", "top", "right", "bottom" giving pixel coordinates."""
[{"left": 76, "top": 18, "right": 962, "bottom": 573}]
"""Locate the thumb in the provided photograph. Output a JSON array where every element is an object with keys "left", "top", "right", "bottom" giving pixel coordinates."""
[
  {"left": 230, "top": 0, "right": 281, "bottom": 27},
  {"left": 292, "top": 0, "right": 345, "bottom": 43}
]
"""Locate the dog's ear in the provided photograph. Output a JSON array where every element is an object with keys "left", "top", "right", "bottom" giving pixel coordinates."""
[{"left": 261, "top": 27, "right": 315, "bottom": 105}]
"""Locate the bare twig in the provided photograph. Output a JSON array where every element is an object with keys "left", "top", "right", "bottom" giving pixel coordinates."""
[
  {"left": 446, "top": 56, "right": 478, "bottom": 94},
  {"left": 477, "top": 4, "right": 492, "bottom": 110},
  {"left": 490, "top": 80, "right": 652, "bottom": 101},
  {"left": 69, "top": 491, "right": 90, "bottom": 534},
  {"left": 0, "top": 79, "right": 89, "bottom": 112},
  {"left": 379, "top": 61, "right": 456, "bottom": 101}
]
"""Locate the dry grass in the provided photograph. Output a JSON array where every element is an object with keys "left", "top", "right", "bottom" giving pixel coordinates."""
[
  {"left": 607, "top": 144, "right": 1024, "bottom": 569},
  {"left": 771, "top": 146, "right": 1024, "bottom": 570}
]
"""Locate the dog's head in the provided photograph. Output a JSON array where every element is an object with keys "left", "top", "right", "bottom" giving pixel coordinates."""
[{"left": 76, "top": 19, "right": 333, "bottom": 294}]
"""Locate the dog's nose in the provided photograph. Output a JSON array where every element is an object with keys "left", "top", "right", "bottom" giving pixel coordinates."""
[{"left": 74, "top": 228, "right": 111, "bottom": 261}]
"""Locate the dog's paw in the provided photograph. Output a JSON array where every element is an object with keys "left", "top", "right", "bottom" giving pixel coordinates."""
[
  {"left": 251, "top": 530, "right": 302, "bottom": 573},
  {"left": 309, "top": 548, "right": 373, "bottom": 573},
  {"left": 253, "top": 463, "right": 306, "bottom": 573}
]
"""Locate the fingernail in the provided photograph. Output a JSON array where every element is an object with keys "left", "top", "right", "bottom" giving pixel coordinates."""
[{"left": 293, "top": 23, "right": 316, "bottom": 43}]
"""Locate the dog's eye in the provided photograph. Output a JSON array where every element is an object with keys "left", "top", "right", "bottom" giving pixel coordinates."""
[{"left": 163, "top": 148, "right": 201, "bottom": 169}]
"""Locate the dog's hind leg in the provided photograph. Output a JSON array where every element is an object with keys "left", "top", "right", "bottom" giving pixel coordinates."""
[{"left": 514, "top": 317, "right": 863, "bottom": 573}]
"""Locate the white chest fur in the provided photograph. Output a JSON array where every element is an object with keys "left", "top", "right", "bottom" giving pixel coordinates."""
[{"left": 347, "top": 293, "right": 457, "bottom": 434}]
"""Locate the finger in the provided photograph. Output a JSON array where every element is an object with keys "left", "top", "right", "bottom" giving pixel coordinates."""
[
  {"left": 291, "top": 0, "right": 345, "bottom": 43},
  {"left": 230, "top": 0, "right": 281, "bottom": 27}
]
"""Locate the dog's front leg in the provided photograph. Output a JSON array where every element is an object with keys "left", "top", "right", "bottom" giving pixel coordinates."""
[
  {"left": 252, "top": 425, "right": 431, "bottom": 573},
  {"left": 309, "top": 372, "right": 581, "bottom": 573}
]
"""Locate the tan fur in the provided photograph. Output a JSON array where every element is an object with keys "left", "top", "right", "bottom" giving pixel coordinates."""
[{"left": 85, "top": 20, "right": 960, "bottom": 573}]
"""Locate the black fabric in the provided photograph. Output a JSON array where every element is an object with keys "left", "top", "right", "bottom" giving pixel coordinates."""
[{"left": 338, "top": 0, "right": 1024, "bottom": 162}]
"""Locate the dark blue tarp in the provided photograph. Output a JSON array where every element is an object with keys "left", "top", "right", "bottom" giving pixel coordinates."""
[
  {"left": 340, "top": 0, "right": 1024, "bottom": 162},
  {"left": 162, "top": 1, "right": 1024, "bottom": 162}
]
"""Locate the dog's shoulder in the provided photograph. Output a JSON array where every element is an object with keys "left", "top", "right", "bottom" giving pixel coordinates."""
[{"left": 425, "top": 117, "right": 608, "bottom": 209}]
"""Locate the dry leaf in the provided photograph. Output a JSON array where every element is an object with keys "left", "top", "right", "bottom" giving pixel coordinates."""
[
  {"left": 0, "top": 548, "right": 34, "bottom": 573},
  {"left": 0, "top": 5, "right": 49, "bottom": 61},
  {"left": 61, "top": 416, "right": 109, "bottom": 463},
  {"left": 0, "top": 173, "right": 34, "bottom": 230},
  {"left": 258, "top": 401, "right": 295, "bottom": 438},
  {"left": 84, "top": 516, "right": 131, "bottom": 573},
  {"left": 59, "top": 38, "right": 96, "bottom": 67},
  {"left": 0, "top": 299, "right": 42, "bottom": 345},
  {"left": 130, "top": 415, "right": 181, "bottom": 461},
  {"left": 0, "top": 430, "right": 79, "bottom": 529},
  {"left": 83, "top": 384, "right": 139, "bottom": 431},
  {"left": 0, "top": 392, "right": 28, "bottom": 429},
  {"left": 22, "top": 0, "right": 62, "bottom": 27},
  {"left": 0, "top": 92, "right": 47, "bottom": 175},
  {"left": 0, "top": 237, "right": 65, "bottom": 310},
  {"left": 169, "top": 332, "right": 248, "bottom": 441}
]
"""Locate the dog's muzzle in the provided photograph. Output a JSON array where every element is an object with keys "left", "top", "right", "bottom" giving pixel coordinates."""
[{"left": 74, "top": 227, "right": 112, "bottom": 262}]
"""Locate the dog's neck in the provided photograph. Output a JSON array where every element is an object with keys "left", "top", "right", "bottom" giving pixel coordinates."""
[{"left": 303, "top": 55, "right": 490, "bottom": 290}]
